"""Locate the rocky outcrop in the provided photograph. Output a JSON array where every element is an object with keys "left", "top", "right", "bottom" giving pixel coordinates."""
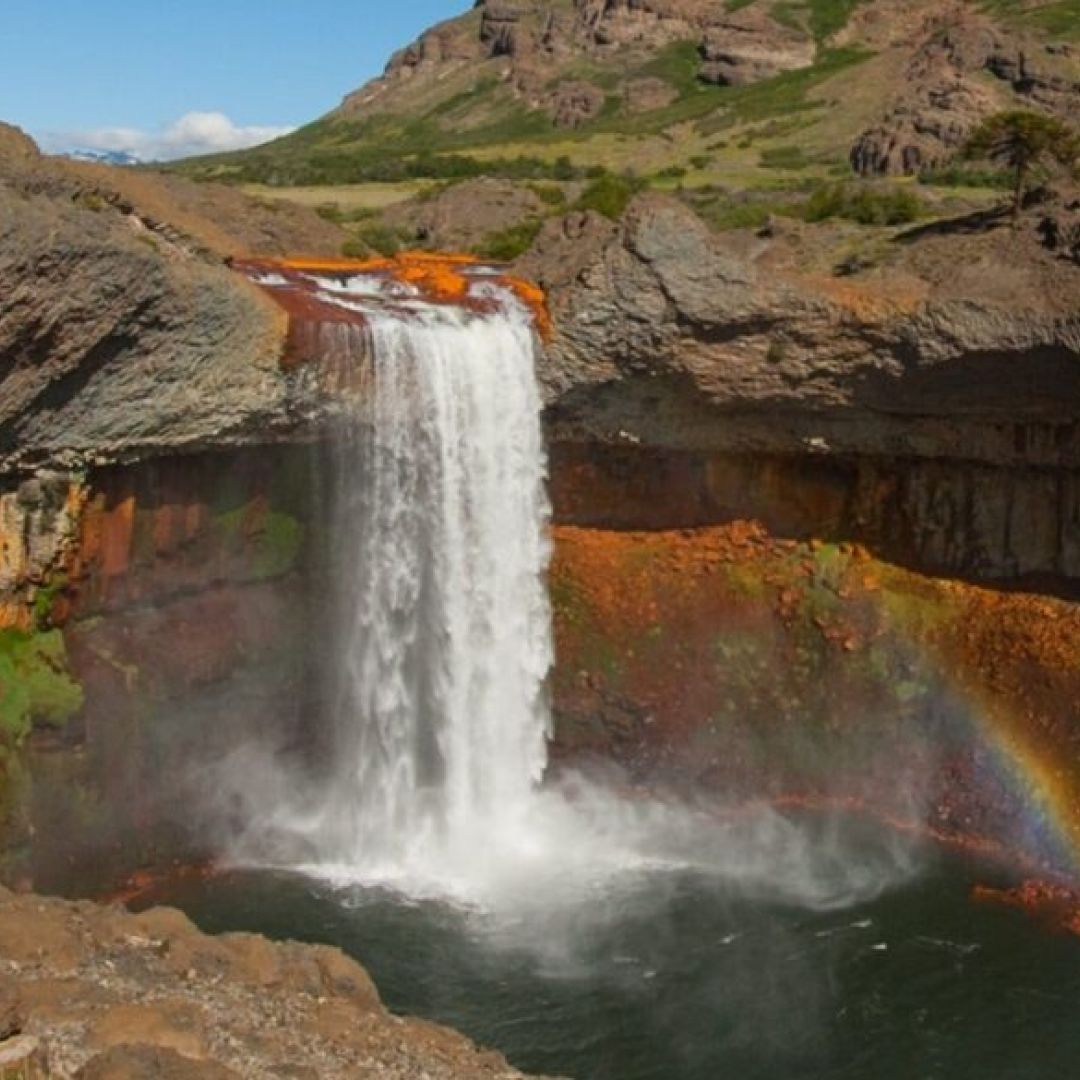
[
  {"left": 850, "top": 11, "right": 1080, "bottom": 176},
  {"left": 521, "top": 193, "right": 1080, "bottom": 465},
  {"left": 1039, "top": 187, "right": 1080, "bottom": 266},
  {"left": 338, "top": 0, "right": 820, "bottom": 128},
  {"left": 0, "top": 125, "right": 344, "bottom": 260},
  {"left": 542, "top": 80, "right": 608, "bottom": 128},
  {"left": 699, "top": 9, "right": 815, "bottom": 87},
  {"left": 0, "top": 886, "right": 540, "bottom": 1078},
  {"left": 0, "top": 128, "right": 352, "bottom": 477},
  {"left": 517, "top": 192, "right": 1080, "bottom": 580}
]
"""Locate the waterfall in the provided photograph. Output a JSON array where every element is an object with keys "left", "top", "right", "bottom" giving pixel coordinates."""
[
  {"left": 315, "top": 295, "right": 554, "bottom": 890},
  {"left": 229, "top": 262, "right": 925, "bottom": 913}
]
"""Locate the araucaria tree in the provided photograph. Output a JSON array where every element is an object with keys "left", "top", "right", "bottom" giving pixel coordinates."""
[{"left": 964, "top": 110, "right": 1080, "bottom": 222}]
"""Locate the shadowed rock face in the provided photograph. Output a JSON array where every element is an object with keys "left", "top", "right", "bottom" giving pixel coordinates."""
[{"left": 0, "top": 125, "right": 351, "bottom": 476}]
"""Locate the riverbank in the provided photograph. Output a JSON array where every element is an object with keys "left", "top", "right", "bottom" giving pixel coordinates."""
[{"left": 0, "top": 885, "right": 545, "bottom": 1079}]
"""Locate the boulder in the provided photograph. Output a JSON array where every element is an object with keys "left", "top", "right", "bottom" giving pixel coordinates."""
[
  {"left": 623, "top": 76, "right": 679, "bottom": 113},
  {"left": 0, "top": 977, "right": 22, "bottom": 1042},
  {"left": 544, "top": 80, "right": 607, "bottom": 128},
  {"left": 1038, "top": 189, "right": 1080, "bottom": 266}
]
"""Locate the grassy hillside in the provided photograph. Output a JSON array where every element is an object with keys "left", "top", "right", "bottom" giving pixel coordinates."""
[
  {"left": 172, "top": 44, "right": 877, "bottom": 191},
  {"left": 158, "top": 0, "right": 1078, "bottom": 263},
  {"left": 167, "top": 0, "right": 1079, "bottom": 196}
]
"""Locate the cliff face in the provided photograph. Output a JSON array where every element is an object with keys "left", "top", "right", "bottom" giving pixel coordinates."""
[
  {"left": 548, "top": 523, "right": 1080, "bottom": 875},
  {"left": 1, "top": 124, "right": 1079, "bottom": 890},
  {"left": 0, "top": 124, "right": 347, "bottom": 475},
  {"left": 526, "top": 193, "right": 1080, "bottom": 462},
  {"left": 526, "top": 192, "right": 1080, "bottom": 583}
]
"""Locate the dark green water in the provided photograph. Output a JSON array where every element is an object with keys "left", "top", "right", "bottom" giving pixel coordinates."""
[{"left": 148, "top": 840, "right": 1080, "bottom": 1080}]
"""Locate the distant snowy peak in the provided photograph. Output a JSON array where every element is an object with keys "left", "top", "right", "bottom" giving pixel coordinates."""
[{"left": 63, "top": 148, "right": 142, "bottom": 166}]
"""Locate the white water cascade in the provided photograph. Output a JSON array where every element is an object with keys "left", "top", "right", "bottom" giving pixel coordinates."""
[
  {"left": 228, "top": 266, "right": 925, "bottom": 916},
  {"left": 307, "top": 291, "right": 555, "bottom": 894}
]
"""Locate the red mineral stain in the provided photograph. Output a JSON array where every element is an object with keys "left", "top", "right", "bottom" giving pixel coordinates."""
[{"left": 232, "top": 252, "right": 551, "bottom": 370}]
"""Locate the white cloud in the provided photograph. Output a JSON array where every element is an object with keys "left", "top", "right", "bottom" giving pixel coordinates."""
[{"left": 38, "top": 111, "right": 296, "bottom": 162}]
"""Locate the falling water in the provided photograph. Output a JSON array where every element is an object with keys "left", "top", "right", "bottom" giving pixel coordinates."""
[{"left": 311, "top": 296, "right": 554, "bottom": 890}]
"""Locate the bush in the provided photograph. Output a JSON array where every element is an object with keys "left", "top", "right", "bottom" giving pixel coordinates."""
[
  {"left": 528, "top": 183, "right": 568, "bottom": 208},
  {"left": 341, "top": 223, "right": 409, "bottom": 259},
  {"left": 473, "top": 219, "right": 544, "bottom": 262},
  {"left": 341, "top": 237, "right": 369, "bottom": 259},
  {"left": 918, "top": 166, "right": 1013, "bottom": 190},
  {"left": 576, "top": 173, "right": 648, "bottom": 219},
  {"left": 803, "top": 182, "right": 924, "bottom": 225},
  {"left": 759, "top": 145, "right": 811, "bottom": 170}
]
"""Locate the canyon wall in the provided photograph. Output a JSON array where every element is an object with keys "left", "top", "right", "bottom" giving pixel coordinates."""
[
  {"left": 0, "top": 448, "right": 323, "bottom": 890},
  {"left": 2, "top": 128, "right": 1080, "bottom": 887}
]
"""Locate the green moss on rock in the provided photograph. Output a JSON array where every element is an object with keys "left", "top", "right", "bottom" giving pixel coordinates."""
[{"left": 0, "top": 629, "right": 84, "bottom": 740}]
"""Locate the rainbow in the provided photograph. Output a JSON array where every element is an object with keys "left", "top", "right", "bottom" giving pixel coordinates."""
[
  {"left": 961, "top": 684, "right": 1080, "bottom": 880},
  {"left": 875, "top": 584, "right": 1080, "bottom": 881}
]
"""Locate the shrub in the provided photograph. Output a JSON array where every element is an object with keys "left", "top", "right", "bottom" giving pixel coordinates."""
[
  {"left": 528, "top": 183, "right": 568, "bottom": 208},
  {"left": 473, "top": 219, "right": 544, "bottom": 262},
  {"left": 341, "top": 223, "right": 409, "bottom": 259},
  {"left": 964, "top": 110, "right": 1080, "bottom": 220},
  {"left": 802, "top": 182, "right": 924, "bottom": 225},
  {"left": 918, "top": 166, "right": 1013, "bottom": 190},
  {"left": 759, "top": 145, "right": 811, "bottom": 169},
  {"left": 575, "top": 173, "right": 648, "bottom": 220}
]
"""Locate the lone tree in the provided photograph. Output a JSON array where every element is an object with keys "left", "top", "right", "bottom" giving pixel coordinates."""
[{"left": 964, "top": 110, "right": 1080, "bottom": 222}]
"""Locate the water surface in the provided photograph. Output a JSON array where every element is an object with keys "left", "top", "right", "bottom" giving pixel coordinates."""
[{"left": 149, "top": 847, "right": 1078, "bottom": 1080}]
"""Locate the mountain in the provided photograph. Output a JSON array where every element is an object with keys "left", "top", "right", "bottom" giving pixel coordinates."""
[
  {"left": 63, "top": 147, "right": 142, "bottom": 166},
  {"left": 170, "top": 0, "right": 1080, "bottom": 190}
]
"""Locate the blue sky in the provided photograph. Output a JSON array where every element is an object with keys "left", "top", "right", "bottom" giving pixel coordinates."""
[{"left": 3, "top": 1, "right": 468, "bottom": 158}]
